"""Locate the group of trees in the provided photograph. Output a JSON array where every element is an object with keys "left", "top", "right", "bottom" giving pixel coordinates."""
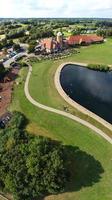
[
  {"left": 28, "top": 44, "right": 35, "bottom": 53},
  {"left": 0, "top": 39, "right": 21, "bottom": 52},
  {"left": 30, "top": 27, "right": 54, "bottom": 40},
  {"left": 13, "top": 43, "right": 21, "bottom": 51},
  {"left": 0, "top": 39, "right": 14, "bottom": 50},
  {"left": 95, "top": 20, "right": 112, "bottom": 28},
  {"left": 0, "top": 112, "right": 68, "bottom": 200},
  {"left": 71, "top": 27, "right": 82, "bottom": 35},
  {"left": 6, "top": 29, "right": 25, "bottom": 39},
  {"left": 97, "top": 28, "right": 112, "bottom": 37}
]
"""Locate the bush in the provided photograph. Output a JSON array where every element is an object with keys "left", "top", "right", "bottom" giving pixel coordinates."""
[
  {"left": 28, "top": 44, "right": 35, "bottom": 53},
  {"left": 13, "top": 44, "right": 21, "bottom": 51},
  {"left": 9, "top": 111, "right": 28, "bottom": 129},
  {"left": 87, "top": 64, "right": 110, "bottom": 71}
]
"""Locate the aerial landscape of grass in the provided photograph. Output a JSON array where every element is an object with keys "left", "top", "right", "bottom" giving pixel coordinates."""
[
  {"left": 72, "top": 38, "right": 112, "bottom": 64},
  {"left": 9, "top": 39, "right": 112, "bottom": 200},
  {"left": 27, "top": 40, "right": 112, "bottom": 136}
]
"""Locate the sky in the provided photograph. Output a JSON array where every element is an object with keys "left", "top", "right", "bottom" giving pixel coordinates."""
[{"left": 1, "top": 0, "right": 112, "bottom": 18}]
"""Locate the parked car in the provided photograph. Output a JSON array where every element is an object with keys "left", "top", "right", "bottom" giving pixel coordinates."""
[{"left": 0, "top": 120, "right": 5, "bottom": 128}]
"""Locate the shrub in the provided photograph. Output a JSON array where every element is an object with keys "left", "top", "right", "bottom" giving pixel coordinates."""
[{"left": 87, "top": 64, "right": 110, "bottom": 71}]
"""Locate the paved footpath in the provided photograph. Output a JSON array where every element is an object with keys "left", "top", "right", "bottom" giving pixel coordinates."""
[
  {"left": 24, "top": 64, "right": 112, "bottom": 145},
  {"left": 0, "top": 194, "right": 9, "bottom": 200}
]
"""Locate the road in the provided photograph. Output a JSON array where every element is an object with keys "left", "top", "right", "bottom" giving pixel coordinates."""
[
  {"left": 3, "top": 52, "right": 28, "bottom": 68},
  {"left": 24, "top": 64, "right": 112, "bottom": 145}
]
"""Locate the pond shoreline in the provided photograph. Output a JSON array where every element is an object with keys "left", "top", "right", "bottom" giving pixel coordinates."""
[
  {"left": 87, "top": 63, "right": 112, "bottom": 72},
  {"left": 54, "top": 62, "right": 112, "bottom": 131}
]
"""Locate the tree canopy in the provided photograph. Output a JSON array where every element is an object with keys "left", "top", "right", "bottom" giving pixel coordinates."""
[
  {"left": 13, "top": 43, "right": 21, "bottom": 52},
  {"left": 0, "top": 112, "right": 67, "bottom": 200}
]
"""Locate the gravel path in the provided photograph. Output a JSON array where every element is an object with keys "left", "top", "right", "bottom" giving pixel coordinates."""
[{"left": 24, "top": 64, "right": 112, "bottom": 144}]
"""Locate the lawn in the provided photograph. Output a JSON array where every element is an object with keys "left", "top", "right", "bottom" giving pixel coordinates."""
[
  {"left": 71, "top": 38, "right": 112, "bottom": 65},
  {"left": 28, "top": 58, "right": 112, "bottom": 136},
  {"left": 9, "top": 40, "right": 112, "bottom": 200}
]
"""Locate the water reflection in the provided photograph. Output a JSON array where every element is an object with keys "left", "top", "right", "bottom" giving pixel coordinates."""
[{"left": 60, "top": 64, "right": 112, "bottom": 124}]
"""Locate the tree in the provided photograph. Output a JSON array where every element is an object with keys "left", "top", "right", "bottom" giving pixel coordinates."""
[
  {"left": 71, "top": 27, "right": 81, "bottom": 35},
  {"left": 26, "top": 137, "right": 67, "bottom": 195},
  {"left": 13, "top": 44, "right": 21, "bottom": 52},
  {"left": 0, "top": 112, "right": 68, "bottom": 200},
  {"left": 28, "top": 44, "right": 35, "bottom": 53},
  {"left": 6, "top": 29, "right": 25, "bottom": 39}
]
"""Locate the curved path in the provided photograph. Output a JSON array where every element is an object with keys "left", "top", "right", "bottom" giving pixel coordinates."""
[
  {"left": 0, "top": 194, "right": 9, "bottom": 200},
  {"left": 24, "top": 64, "right": 112, "bottom": 144}
]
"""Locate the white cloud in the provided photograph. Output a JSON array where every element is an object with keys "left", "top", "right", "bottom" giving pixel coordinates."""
[{"left": 0, "top": 0, "right": 112, "bottom": 18}]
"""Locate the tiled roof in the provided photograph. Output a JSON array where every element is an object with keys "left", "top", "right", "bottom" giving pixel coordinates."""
[
  {"left": 88, "top": 34, "right": 104, "bottom": 42},
  {"left": 41, "top": 38, "right": 53, "bottom": 50},
  {"left": 41, "top": 38, "right": 57, "bottom": 50},
  {"left": 67, "top": 34, "right": 103, "bottom": 45}
]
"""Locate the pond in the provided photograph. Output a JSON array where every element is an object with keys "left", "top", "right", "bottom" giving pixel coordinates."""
[{"left": 60, "top": 64, "right": 112, "bottom": 124}]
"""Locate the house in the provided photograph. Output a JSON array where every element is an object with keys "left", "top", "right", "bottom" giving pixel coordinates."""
[
  {"left": 88, "top": 35, "right": 104, "bottom": 44},
  {"left": 67, "top": 34, "right": 104, "bottom": 46},
  {"left": 40, "top": 37, "right": 62, "bottom": 53},
  {"left": 40, "top": 32, "right": 64, "bottom": 54},
  {"left": 41, "top": 38, "right": 55, "bottom": 53}
]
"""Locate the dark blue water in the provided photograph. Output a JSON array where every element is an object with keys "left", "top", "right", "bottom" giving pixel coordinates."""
[{"left": 60, "top": 64, "right": 112, "bottom": 124}]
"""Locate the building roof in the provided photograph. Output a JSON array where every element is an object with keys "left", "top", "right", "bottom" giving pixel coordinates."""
[
  {"left": 41, "top": 38, "right": 53, "bottom": 50},
  {"left": 67, "top": 34, "right": 103, "bottom": 45},
  {"left": 88, "top": 35, "right": 104, "bottom": 42},
  {"left": 41, "top": 38, "right": 58, "bottom": 51}
]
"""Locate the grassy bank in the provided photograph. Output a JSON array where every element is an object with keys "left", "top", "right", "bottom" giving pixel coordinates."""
[
  {"left": 70, "top": 38, "right": 112, "bottom": 65},
  {"left": 28, "top": 59, "right": 112, "bottom": 136},
  {"left": 10, "top": 67, "right": 112, "bottom": 200},
  {"left": 9, "top": 39, "right": 112, "bottom": 200},
  {"left": 87, "top": 63, "right": 111, "bottom": 71}
]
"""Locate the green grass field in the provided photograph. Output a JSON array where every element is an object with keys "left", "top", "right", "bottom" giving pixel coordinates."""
[
  {"left": 27, "top": 56, "right": 112, "bottom": 137},
  {"left": 10, "top": 39, "right": 112, "bottom": 200},
  {"left": 72, "top": 38, "right": 112, "bottom": 64}
]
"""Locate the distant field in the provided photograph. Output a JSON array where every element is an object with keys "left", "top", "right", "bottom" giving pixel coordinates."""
[{"left": 9, "top": 39, "right": 112, "bottom": 200}]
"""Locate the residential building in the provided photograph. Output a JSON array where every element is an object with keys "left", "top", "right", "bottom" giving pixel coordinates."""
[{"left": 67, "top": 34, "right": 104, "bottom": 46}]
